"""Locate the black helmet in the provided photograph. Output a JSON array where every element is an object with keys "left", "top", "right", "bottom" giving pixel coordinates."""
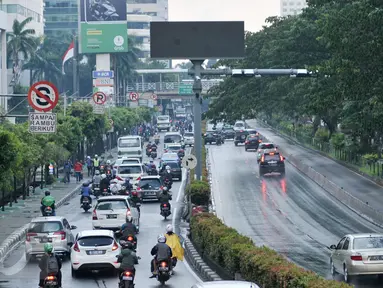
[
  {"left": 45, "top": 191, "right": 51, "bottom": 196},
  {"left": 120, "top": 239, "right": 134, "bottom": 249},
  {"left": 82, "top": 181, "right": 90, "bottom": 187}
]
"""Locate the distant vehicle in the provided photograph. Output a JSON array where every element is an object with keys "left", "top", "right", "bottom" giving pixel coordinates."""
[
  {"left": 246, "top": 129, "right": 258, "bottom": 135},
  {"left": 71, "top": 230, "right": 120, "bottom": 277},
  {"left": 184, "top": 132, "right": 194, "bottom": 146},
  {"left": 157, "top": 115, "right": 171, "bottom": 131},
  {"left": 135, "top": 175, "right": 163, "bottom": 201},
  {"left": 160, "top": 153, "right": 180, "bottom": 167},
  {"left": 160, "top": 160, "right": 182, "bottom": 181},
  {"left": 163, "top": 132, "right": 183, "bottom": 147},
  {"left": 25, "top": 216, "right": 76, "bottom": 261},
  {"left": 257, "top": 143, "right": 278, "bottom": 162},
  {"left": 245, "top": 134, "right": 261, "bottom": 151},
  {"left": 92, "top": 196, "right": 139, "bottom": 230},
  {"left": 113, "top": 157, "right": 141, "bottom": 170},
  {"left": 221, "top": 126, "right": 235, "bottom": 139},
  {"left": 258, "top": 150, "right": 285, "bottom": 177},
  {"left": 191, "top": 281, "right": 260, "bottom": 288},
  {"left": 234, "top": 130, "right": 249, "bottom": 146},
  {"left": 116, "top": 163, "right": 146, "bottom": 183},
  {"left": 233, "top": 121, "right": 246, "bottom": 131},
  {"left": 203, "top": 131, "right": 217, "bottom": 144},
  {"left": 117, "top": 136, "right": 143, "bottom": 162},
  {"left": 330, "top": 233, "right": 383, "bottom": 283}
]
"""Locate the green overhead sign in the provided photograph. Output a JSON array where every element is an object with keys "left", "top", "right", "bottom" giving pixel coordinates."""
[{"left": 178, "top": 84, "right": 193, "bottom": 95}]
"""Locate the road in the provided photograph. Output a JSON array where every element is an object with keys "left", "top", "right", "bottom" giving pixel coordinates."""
[
  {"left": 0, "top": 132, "right": 200, "bottom": 288},
  {"left": 208, "top": 123, "right": 383, "bottom": 287}
]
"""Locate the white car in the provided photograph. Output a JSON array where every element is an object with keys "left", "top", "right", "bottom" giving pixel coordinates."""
[
  {"left": 25, "top": 216, "right": 76, "bottom": 261},
  {"left": 92, "top": 196, "right": 140, "bottom": 230},
  {"left": 183, "top": 132, "right": 194, "bottom": 146},
  {"left": 192, "top": 281, "right": 260, "bottom": 288},
  {"left": 113, "top": 157, "right": 141, "bottom": 170},
  {"left": 233, "top": 120, "right": 246, "bottom": 131},
  {"left": 116, "top": 163, "right": 146, "bottom": 183},
  {"left": 71, "top": 230, "right": 120, "bottom": 277},
  {"left": 164, "top": 143, "right": 182, "bottom": 154}
]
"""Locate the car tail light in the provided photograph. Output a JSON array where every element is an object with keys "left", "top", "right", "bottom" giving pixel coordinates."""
[
  {"left": 92, "top": 209, "right": 98, "bottom": 220},
  {"left": 54, "top": 231, "right": 66, "bottom": 240},
  {"left": 116, "top": 176, "right": 123, "bottom": 181},
  {"left": 104, "top": 188, "right": 107, "bottom": 192},
  {"left": 245, "top": 141, "right": 249, "bottom": 144},
  {"left": 160, "top": 186, "right": 164, "bottom": 190},
  {"left": 124, "top": 271, "right": 132, "bottom": 276},
  {"left": 351, "top": 255, "right": 363, "bottom": 261},
  {"left": 261, "top": 155, "right": 265, "bottom": 162},
  {"left": 136, "top": 187, "right": 141, "bottom": 191},
  {"left": 26, "top": 232, "right": 37, "bottom": 241},
  {"left": 179, "top": 149, "right": 184, "bottom": 152},
  {"left": 112, "top": 240, "right": 118, "bottom": 251},
  {"left": 126, "top": 209, "right": 131, "bottom": 217},
  {"left": 136, "top": 176, "right": 141, "bottom": 181},
  {"left": 279, "top": 155, "right": 284, "bottom": 161},
  {"left": 259, "top": 140, "right": 262, "bottom": 143},
  {"left": 73, "top": 241, "right": 80, "bottom": 252},
  {"left": 240, "top": 130, "right": 243, "bottom": 132}
]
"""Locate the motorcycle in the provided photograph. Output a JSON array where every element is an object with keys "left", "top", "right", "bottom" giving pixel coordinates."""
[
  {"left": 81, "top": 196, "right": 91, "bottom": 212},
  {"left": 160, "top": 203, "right": 171, "bottom": 220},
  {"left": 216, "top": 136, "right": 222, "bottom": 145},
  {"left": 43, "top": 274, "right": 58, "bottom": 288},
  {"left": 156, "top": 260, "right": 171, "bottom": 285},
  {"left": 151, "top": 151, "right": 157, "bottom": 159},
  {"left": 92, "top": 183, "right": 101, "bottom": 198},
  {"left": 105, "top": 168, "right": 113, "bottom": 180},
  {"left": 101, "top": 188, "right": 111, "bottom": 197},
  {"left": 164, "top": 178, "right": 172, "bottom": 191},
  {"left": 126, "top": 234, "right": 137, "bottom": 250},
  {"left": 154, "top": 136, "right": 160, "bottom": 145},
  {"left": 146, "top": 147, "right": 152, "bottom": 157},
  {"left": 148, "top": 167, "right": 158, "bottom": 176},
  {"left": 42, "top": 206, "right": 54, "bottom": 217}
]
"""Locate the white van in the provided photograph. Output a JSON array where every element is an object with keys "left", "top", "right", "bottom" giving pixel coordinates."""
[
  {"left": 157, "top": 115, "right": 171, "bottom": 131},
  {"left": 163, "top": 132, "right": 184, "bottom": 149},
  {"left": 233, "top": 120, "right": 246, "bottom": 131},
  {"left": 117, "top": 136, "right": 143, "bottom": 162}
]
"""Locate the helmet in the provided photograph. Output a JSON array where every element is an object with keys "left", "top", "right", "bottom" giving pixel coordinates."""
[
  {"left": 101, "top": 174, "right": 106, "bottom": 179},
  {"left": 95, "top": 170, "right": 100, "bottom": 175},
  {"left": 166, "top": 224, "right": 173, "bottom": 233},
  {"left": 126, "top": 215, "right": 133, "bottom": 222},
  {"left": 107, "top": 160, "right": 111, "bottom": 165},
  {"left": 166, "top": 165, "right": 170, "bottom": 170},
  {"left": 87, "top": 156, "right": 90, "bottom": 159},
  {"left": 157, "top": 234, "right": 166, "bottom": 243},
  {"left": 44, "top": 243, "right": 53, "bottom": 253},
  {"left": 45, "top": 191, "right": 51, "bottom": 196},
  {"left": 131, "top": 191, "right": 138, "bottom": 197},
  {"left": 82, "top": 182, "right": 89, "bottom": 187},
  {"left": 150, "top": 160, "right": 153, "bottom": 163},
  {"left": 95, "top": 154, "right": 98, "bottom": 158},
  {"left": 120, "top": 240, "right": 134, "bottom": 249},
  {"left": 163, "top": 186, "right": 168, "bottom": 192}
]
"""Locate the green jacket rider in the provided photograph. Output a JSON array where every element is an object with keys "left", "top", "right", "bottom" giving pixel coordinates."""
[
  {"left": 41, "top": 191, "right": 56, "bottom": 215},
  {"left": 118, "top": 241, "right": 139, "bottom": 271}
]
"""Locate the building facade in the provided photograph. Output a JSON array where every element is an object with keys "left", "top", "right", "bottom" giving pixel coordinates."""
[
  {"left": 0, "top": 1, "right": 8, "bottom": 112},
  {"left": 127, "top": 14, "right": 151, "bottom": 59},
  {"left": 43, "top": 0, "right": 77, "bottom": 36},
  {"left": 280, "top": 0, "right": 307, "bottom": 16}
]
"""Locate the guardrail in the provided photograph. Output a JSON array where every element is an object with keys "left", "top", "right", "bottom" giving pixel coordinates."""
[{"left": 127, "top": 81, "right": 222, "bottom": 93}]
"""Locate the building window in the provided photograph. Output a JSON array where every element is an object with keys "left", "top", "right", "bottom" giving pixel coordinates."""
[
  {"left": 127, "top": 22, "right": 150, "bottom": 29},
  {"left": 127, "top": 0, "right": 157, "bottom": 3},
  {"left": 283, "top": 8, "right": 287, "bottom": 12},
  {"left": 282, "top": 1, "right": 287, "bottom": 6}
]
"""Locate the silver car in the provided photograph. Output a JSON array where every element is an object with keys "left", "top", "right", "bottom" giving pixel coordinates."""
[
  {"left": 192, "top": 281, "right": 259, "bottom": 288},
  {"left": 135, "top": 175, "right": 163, "bottom": 201},
  {"left": 257, "top": 143, "right": 278, "bottom": 162},
  {"left": 330, "top": 233, "right": 383, "bottom": 282},
  {"left": 25, "top": 216, "right": 77, "bottom": 261}
]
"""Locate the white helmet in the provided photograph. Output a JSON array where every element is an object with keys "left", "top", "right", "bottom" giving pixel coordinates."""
[
  {"left": 166, "top": 165, "right": 171, "bottom": 170},
  {"left": 87, "top": 156, "right": 90, "bottom": 159},
  {"left": 166, "top": 224, "right": 173, "bottom": 233},
  {"left": 95, "top": 154, "right": 98, "bottom": 158},
  {"left": 110, "top": 179, "right": 118, "bottom": 183},
  {"left": 101, "top": 174, "right": 106, "bottom": 179},
  {"left": 163, "top": 186, "right": 168, "bottom": 192},
  {"left": 95, "top": 170, "right": 100, "bottom": 175},
  {"left": 107, "top": 160, "right": 111, "bottom": 165},
  {"left": 157, "top": 234, "right": 166, "bottom": 243},
  {"left": 126, "top": 215, "right": 133, "bottom": 222}
]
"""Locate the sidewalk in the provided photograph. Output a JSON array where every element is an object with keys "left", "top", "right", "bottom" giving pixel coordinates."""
[
  {"left": 249, "top": 119, "right": 383, "bottom": 212},
  {"left": 0, "top": 148, "right": 118, "bottom": 246}
]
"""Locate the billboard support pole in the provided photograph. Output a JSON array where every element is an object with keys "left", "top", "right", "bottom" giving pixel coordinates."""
[
  {"left": 190, "top": 60, "right": 204, "bottom": 181},
  {"left": 73, "top": 35, "right": 77, "bottom": 96}
]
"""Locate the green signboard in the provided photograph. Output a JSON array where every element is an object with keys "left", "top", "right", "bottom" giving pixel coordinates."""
[
  {"left": 178, "top": 84, "right": 193, "bottom": 95},
  {"left": 80, "top": 23, "right": 128, "bottom": 54}
]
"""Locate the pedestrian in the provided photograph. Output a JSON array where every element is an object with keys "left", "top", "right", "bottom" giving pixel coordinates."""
[
  {"left": 86, "top": 156, "right": 93, "bottom": 177},
  {"left": 63, "top": 160, "right": 71, "bottom": 183},
  {"left": 74, "top": 160, "right": 83, "bottom": 183}
]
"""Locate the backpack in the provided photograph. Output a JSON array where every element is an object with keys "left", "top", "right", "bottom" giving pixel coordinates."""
[{"left": 46, "top": 255, "right": 59, "bottom": 274}]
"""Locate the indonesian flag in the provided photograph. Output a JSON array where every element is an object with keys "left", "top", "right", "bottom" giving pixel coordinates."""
[{"left": 62, "top": 41, "right": 74, "bottom": 74}]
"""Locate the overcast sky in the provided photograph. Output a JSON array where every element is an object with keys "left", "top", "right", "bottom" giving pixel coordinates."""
[{"left": 167, "top": 0, "right": 280, "bottom": 65}]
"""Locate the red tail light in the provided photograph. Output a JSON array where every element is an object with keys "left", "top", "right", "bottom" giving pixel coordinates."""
[
  {"left": 136, "top": 176, "right": 141, "bottom": 181},
  {"left": 73, "top": 241, "right": 80, "bottom": 252},
  {"left": 112, "top": 240, "right": 118, "bottom": 251},
  {"left": 127, "top": 236, "right": 134, "bottom": 242},
  {"left": 179, "top": 149, "right": 184, "bottom": 152},
  {"left": 163, "top": 204, "right": 167, "bottom": 207},
  {"left": 92, "top": 209, "right": 98, "bottom": 220},
  {"left": 245, "top": 141, "right": 249, "bottom": 144},
  {"left": 26, "top": 232, "right": 37, "bottom": 241},
  {"left": 116, "top": 176, "right": 123, "bottom": 181},
  {"left": 54, "top": 231, "right": 66, "bottom": 240},
  {"left": 259, "top": 140, "right": 262, "bottom": 143},
  {"left": 136, "top": 187, "right": 141, "bottom": 191},
  {"left": 126, "top": 208, "right": 131, "bottom": 217},
  {"left": 279, "top": 155, "right": 284, "bottom": 161},
  {"left": 261, "top": 155, "right": 265, "bottom": 162},
  {"left": 104, "top": 189, "right": 107, "bottom": 191},
  {"left": 351, "top": 255, "right": 362, "bottom": 261},
  {"left": 46, "top": 275, "right": 56, "bottom": 281},
  {"left": 124, "top": 271, "right": 132, "bottom": 276},
  {"left": 160, "top": 186, "right": 164, "bottom": 190},
  {"left": 160, "top": 261, "right": 168, "bottom": 267}
]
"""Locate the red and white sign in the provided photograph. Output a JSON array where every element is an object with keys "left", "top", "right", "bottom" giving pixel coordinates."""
[
  {"left": 151, "top": 93, "right": 157, "bottom": 100},
  {"left": 93, "top": 91, "right": 107, "bottom": 105},
  {"left": 129, "top": 92, "right": 139, "bottom": 101},
  {"left": 27, "top": 81, "right": 59, "bottom": 112}
]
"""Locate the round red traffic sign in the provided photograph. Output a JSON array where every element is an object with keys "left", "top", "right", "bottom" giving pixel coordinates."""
[
  {"left": 151, "top": 93, "right": 157, "bottom": 100},
  {"left": 129, "top": 92, "right": 139, "bottom": 101},
  {"left": 93, "top": 92, "right": 107, "bottom": 105},
  {"left": 27, "top": 81, "right": 59, "bottom": 112}
]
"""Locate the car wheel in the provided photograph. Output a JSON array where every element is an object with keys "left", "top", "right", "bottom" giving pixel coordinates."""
[
  {"left": 330, "top": 259, "right": 337, "bottom": 276},
  {"left": 343, "top": 264, "right": 352, "bottom": 283},
  {"left": 25, "top": 253, "right": 32, "bottom": 262},
  {"left": 235, "top": 142, "right": 238, "bottom": 146},
  {"left": 245, "top": 148, "right": 248, "bottom": 151},
  {"left": 71, "top": 267, "right": 79, "bottom": 278}
]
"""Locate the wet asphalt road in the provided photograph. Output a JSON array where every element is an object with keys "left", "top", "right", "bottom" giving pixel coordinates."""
[
  {"left": 0, "top": 132, "right": 200, "bottom": 288},
  {"left": 208, "top": 124, "right": 383, "bottom": 287}
]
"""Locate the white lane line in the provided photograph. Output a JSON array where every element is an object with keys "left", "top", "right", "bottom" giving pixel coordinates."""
[
  {"left": 172, "top": 207, "right": 177, "bottom": 230},
  {"left": 176, "top": 168, "right": 186, "bottom": 203}
]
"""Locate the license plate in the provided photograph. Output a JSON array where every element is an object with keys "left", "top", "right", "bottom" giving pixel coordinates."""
[
  {"left": 45, "top": 281, "right": 57, "bottom": 285},
  {"left": 241, "top": 135, "right": 246, "bottom": 139},
  {"left": 40, "top": 237, "right": 52, "bottom": 243},
  {"left": 370, "top": 255, "right": 383, "bottom": 261},
  {"left": 107, "top": 214, "right": 117, "bottom": 219},
  {"left": 145, "top": 192, "right": 156, "bottom": 195},
  {"left": 83, "top": 199, "right": 89, "bottom": 202},
  {"left": 122, "top": 276, "right": 133, "bottom": 280},
  {"left": 94, "top": 188, "right": 100, "bottom": 190},
  {"left": 270, "top": 164, "right": 277, "bottom": 166},
  {"left": 162, "top": 207, "right": 170, "bottom": 211},
  {"left": 88, "top": 250, "right": 105, "bottom": 255},
  {"left": 159, "top": 266, "right": 169, "bottom": 271}
]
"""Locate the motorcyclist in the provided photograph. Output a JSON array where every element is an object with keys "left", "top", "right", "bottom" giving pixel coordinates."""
[
  {"left": 109, "top": 178, "right": 122, "bottom": 194},
  {"left": 38, "top": 243, "right": 62, "bottom": 288},
  {"left": 40, "top": 191, "right": 56, "bottom": 216},
  {"left": 104, "top": 160, "right": 113, "bottom": 176},
  {"left": 93, "top": 154, "right": 100, "bottom": 175},
  {"left": 161, "top": 165, "right": 173, "bottom": 187},
  {"left": 117, "top": 240, "right": 139, "bottom": 281},
  {"left": 130, "top": 191, "right": 141, "bottom": 214},
  {"left": 120, "top": 215, "right": 138, "bottom": 242},
  {"left": 80, "top": 181, "right": 92, "bottom": 206},
  {"left": 159, "top": 186, "right": 172, "bottom": 214},
  {"left": 149, "top": 234, "right": 173, "bottom": 278},
  {"left": 164, "top": 224, "right": 184, "bottom": 275},
  {"left": 123, "top": 177, "right": 132, "bottom": 193},
  {"left": 188, "top": 123, "right": 192, "bottom": 132},
  {"left": 100, "top": 173, "right": 110, "bottom": 194}
]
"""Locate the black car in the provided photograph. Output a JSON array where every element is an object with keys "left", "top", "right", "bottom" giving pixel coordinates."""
[
  {"left": 245, "top": 134, "right": 261, "bottom": 151},
  {"left": 234, "top": 130, "right": 249, "bottom": 146},
  {"left": 204, "top": 131, "right": 217, "bottom": 144},
  {"left": 160, "top": 161, "right": 182, "bottom": 180},
  {"left": 222, "top": 127, "right": 235, "bottom": 139},
  {"left": 259, "top": 151, "right": 285, "bottom": 177},
  {"left": 246, "top": 129, "right": 258, "bottom": 135}
]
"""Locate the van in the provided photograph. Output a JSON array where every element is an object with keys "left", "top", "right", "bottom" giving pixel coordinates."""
[
  {"left": 157, "top": 115, "right": 171, "bottom": 131},
  {"left": 163, "top": 132, "right": 184, "bottom": 149},
  {"left": 117, "top": 136, "right": 143, "bottom": 162}
]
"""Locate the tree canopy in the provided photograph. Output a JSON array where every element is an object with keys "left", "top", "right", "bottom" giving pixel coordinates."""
[{"left": 206, "top": 0, "right": 383, "bottom": 155}]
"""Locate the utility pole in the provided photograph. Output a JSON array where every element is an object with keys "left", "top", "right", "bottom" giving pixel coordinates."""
[{"left": 72, "top": 35, "right": 78, "bottom": 97}]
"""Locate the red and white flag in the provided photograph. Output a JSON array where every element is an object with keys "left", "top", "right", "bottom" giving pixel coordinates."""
[{"left": 62, "top": 41, "right": 74, "bottom": 74}]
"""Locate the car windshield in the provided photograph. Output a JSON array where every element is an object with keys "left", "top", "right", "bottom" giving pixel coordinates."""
[
  {"left": 118, "top": 166, "right": 141, "bottom": 174},
  {"left": 223, "top": 127, "right": 234, "bottom": 131},
  {"left": 247, "top": 135, "right": 259, "bottom": 140},
  {"left": 164, "top": 135, "right": 182, "bottom": 143},
  {"left": 235, "top": 123, "right": 244, "bottom": 127},
  {"left": 184, "top": 133, "right": 193, "bottom": 137},
  {"left": 122, "top": 159, "right": 139, "bottom": 164},
  {"left": 168, "top": 145, "right": 181, "bottom": 150},
  {"left": 165, "top": 162, "right": 180, "bottom": 168},
  {"left": 96, "top": 200, "right": 127, "bottom": 210},
  {"left": 139, "top": 179, "right": 161, "bottom": 189},
  {"left": 28, "top": 221, "right": 63, "bottom": 233},
  {"left": 158, "top": 116, "right": 169, "bottom": 121},
  {"left": 119, "top": 138, "right": 140, "bottom": 148},
  {"left": 353, "top": 237, "right": 383, "bottom": 249},
  {"left": 265, "top": 154, "right": 280, "bottom": 161},
  {"left": 260, "top": 144, "right": 275, "bottom": 149},
  {"left": 78, "top": 236, "right": 114, "bottom": 247}
]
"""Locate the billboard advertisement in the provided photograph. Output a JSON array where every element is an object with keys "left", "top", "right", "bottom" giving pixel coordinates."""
[{"left": 79, "top": 0, "right": 128, "bottom": 54}]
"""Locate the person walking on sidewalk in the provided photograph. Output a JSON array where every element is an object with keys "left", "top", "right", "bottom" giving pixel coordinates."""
[
  {"left": 74, "top": 160, "right": 83, "bottom": 183},
  {"left": 86, "top": 156, "right": 93, "bottom": 177},
  {"left": 63, "top": 160, "right": 72, "bottom": 183}
]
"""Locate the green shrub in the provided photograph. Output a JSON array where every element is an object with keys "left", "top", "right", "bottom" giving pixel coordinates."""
[
  {"left": 190, "top": 213, "right": 351, "bottom": 288},
  {"left": 314, "top": 128, "right": 330, "bottom": 142},
  {"left": 186, "top": 180, "right": 210, "bottom": 205}
]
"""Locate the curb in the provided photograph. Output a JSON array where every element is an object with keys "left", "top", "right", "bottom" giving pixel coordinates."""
[
  {"left": 248, "top": 120, "right": 383, "bottom": 227},
  {"left": 184, "top": 237, "right": 222, "bottom": 281}
]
